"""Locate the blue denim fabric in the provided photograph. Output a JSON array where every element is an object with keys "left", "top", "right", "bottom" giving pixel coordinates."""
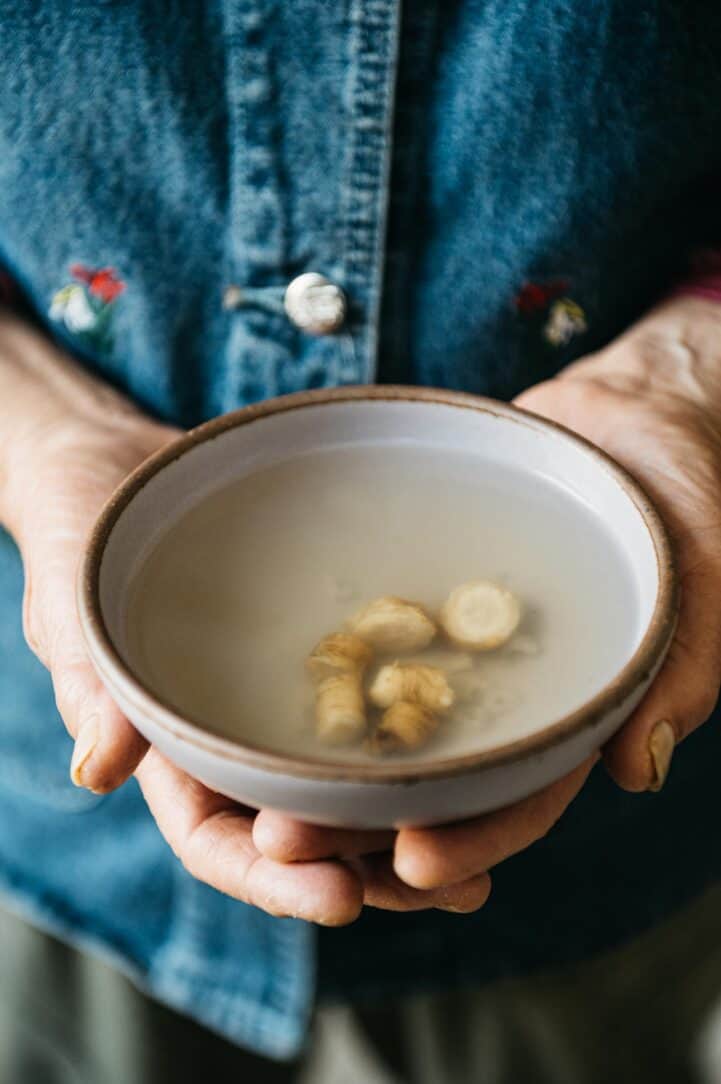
[{"left": 2, "top": 0, "right": 721, "bottom": 1059}]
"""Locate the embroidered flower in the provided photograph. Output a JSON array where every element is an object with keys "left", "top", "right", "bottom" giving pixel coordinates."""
[
  {"left": 515, "top": 279, "right": 587, "bottom": 348},
  {"left": 50, "top": 264, "right": 125, "bottom": 348},
  {"left": 69, "top": 264, "right": 125, "bottom": 304},
  {"left": 50, "top": 284, "right": 97, "bottom": 332},
  {"left": 543, "top": 298, "right": 588, "bottom": 346}
]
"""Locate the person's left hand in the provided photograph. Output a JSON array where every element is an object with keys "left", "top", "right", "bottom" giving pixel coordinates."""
[{"left": 253, "top": 294, "right": 721, "bottom": 901}]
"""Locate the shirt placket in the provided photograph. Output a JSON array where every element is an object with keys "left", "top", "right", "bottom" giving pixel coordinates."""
[
  {"left": 221, "top": 0, "right": 401, "bottom": 405},
  {"left": 336, "top": 0, "right": 402, "bottom": 384}
]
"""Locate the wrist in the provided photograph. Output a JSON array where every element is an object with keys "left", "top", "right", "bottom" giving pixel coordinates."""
[
  {"left": 0, "top": 309, "right": 151, "bottom": 436},
  {"left": 0, "top": 310, "right": 169, "bottom": 536}
]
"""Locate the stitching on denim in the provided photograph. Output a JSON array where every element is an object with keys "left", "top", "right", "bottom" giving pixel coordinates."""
[
  {"left": 339, "top": 0, "right": 402, "bottom": 384},
  {"left": 377, "top": 4, "right": 439, "bottom": 384},
  {"left": 223, "top": 3, "right": 289, "bottom": 282},
  {"left": 220, "top": 3, "right": 299, "bottom": 405}
]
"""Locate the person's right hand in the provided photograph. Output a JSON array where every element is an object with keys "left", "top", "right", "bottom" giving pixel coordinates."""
[{"left": 0, "top": 313, "right": 491, "bottom": 924}]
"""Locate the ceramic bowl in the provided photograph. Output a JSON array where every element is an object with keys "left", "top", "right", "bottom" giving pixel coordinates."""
[{"left": 78, "top": 387, "right": 678, "bottom": 828}]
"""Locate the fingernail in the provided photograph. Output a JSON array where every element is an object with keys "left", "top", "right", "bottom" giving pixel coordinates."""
[
  {"left": 648, "top": 720, "right": 675, "bottom": 792},
  {"left": 70, "top": 716, "right": 100, "bottom": 788}
]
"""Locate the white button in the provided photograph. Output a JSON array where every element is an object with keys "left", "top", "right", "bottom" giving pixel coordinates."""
[{"left": 284, "top": 272, "right": 347, "bottom": 335}]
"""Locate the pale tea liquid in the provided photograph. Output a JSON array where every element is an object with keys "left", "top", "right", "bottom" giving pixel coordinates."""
[{"left": 125, "top": 445, "right": 639, "bottom": 762}]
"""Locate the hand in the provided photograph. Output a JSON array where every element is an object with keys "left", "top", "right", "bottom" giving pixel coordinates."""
[
  {"left": 0, "top": 314, "right": 490, "bottom": 923},
  {"left": 254, "top": 295, "right": 721, "bottom": 896},
  {"left": 516, "top": 295, "right": 721, "bottom": 793}
]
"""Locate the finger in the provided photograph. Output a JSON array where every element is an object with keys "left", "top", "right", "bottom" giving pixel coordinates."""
[
  {"left": 23, "top": 530, "right": 148, "bottom": 792},
  {"left": 253, "top": 810, "right": 491, "bottom": 912},
  {"left": 136, "top": 750, "right": 364, "bottom": 926},
  {"left": 604, "top": 564, "right": 721, "bottom": 792},
  {"left": 253, "top": 809, "right": 394, "bottom": 862},
  {"left": 62, "top": 660, "right": 150, "bottom": 792},
  {"left": 394, "top": 755, "right": 596, "bottom": 890},
  {"left": 355, "top": 853, "right": 491, "bottom": 914},
  {"left": 11, "top": 422, "right": 179, "bottom": 793}
]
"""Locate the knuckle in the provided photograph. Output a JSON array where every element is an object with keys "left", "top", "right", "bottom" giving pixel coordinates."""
[
  {"left": 184, "top": 826, "right": 223, "bottom": 877},
  {"left": 181, "top": 810, "right": 251, "bottom": 894},
  {"left": 178, "top": 823, "right": 215, "bottom": 882},
  {"left": 52, "top": 662, "right": 94, "bottom": 732},
  {"left": 688, "top": 683, "right": 720, "bottom": 727},
  {"left": 21, "top": 575, "right": 48, "bottom": 664},
  {"left": 179, "top": 846, "right": 203, "bottom": 883}
]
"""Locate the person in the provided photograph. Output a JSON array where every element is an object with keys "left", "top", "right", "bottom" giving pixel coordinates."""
[{"left": 2, "top": 2, "right": 721, "bottom": 1079}]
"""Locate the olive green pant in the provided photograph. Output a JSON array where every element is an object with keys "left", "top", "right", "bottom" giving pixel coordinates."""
[{"left": 4, "top": 889, "right": 721, "bottom": 1084}]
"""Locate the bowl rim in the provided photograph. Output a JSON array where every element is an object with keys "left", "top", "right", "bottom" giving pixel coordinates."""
[{"left": 78, "top": 385, "right": 680, "bottom": 784}]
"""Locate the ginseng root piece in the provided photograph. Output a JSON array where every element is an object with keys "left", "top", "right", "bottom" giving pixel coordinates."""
[
  {"left": 440, "top": 579, "right": 521, "bottom": 651},
  {"left": 375, "top": 701, "right": 438, "bottom": 752},
  {"left": 368, "top": 662, "right": 455, "bottom": 713},
  {"left": 314, "top": 673, "right": 367, "bottom": 745},
  {"left": 348, "top": 596, "right": 436, "bottom": 653},
  {"left": 306, "top": 632, "right": 372, "bottom": 682}
]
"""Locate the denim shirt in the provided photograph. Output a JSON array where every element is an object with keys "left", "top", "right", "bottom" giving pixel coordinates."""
[{"left": 2, "top": 0, "right": 721, "bottom": 1059}]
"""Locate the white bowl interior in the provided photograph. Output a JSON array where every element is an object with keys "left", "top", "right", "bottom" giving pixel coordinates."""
[{"left": 98, "top": 399, "right": 660, "bottom": 757}]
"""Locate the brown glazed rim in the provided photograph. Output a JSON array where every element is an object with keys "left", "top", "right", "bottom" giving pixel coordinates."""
[{"left": 79, "top": 386, "right": 680, "bottom": 784}]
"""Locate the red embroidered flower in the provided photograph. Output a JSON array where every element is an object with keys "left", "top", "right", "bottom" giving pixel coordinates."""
[
  {"left": 515, "top": 279, "right": 569, "bottom": 315},
  {"left": 70, "top": 264, "right": 125, "bottom": 303},
  {"left": 89, "top": 269, "right": 125, "bottom": 303}
]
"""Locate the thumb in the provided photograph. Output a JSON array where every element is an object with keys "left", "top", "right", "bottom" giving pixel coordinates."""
[{"left": 604, "top": 562, "right": 721, "bottom": 791}]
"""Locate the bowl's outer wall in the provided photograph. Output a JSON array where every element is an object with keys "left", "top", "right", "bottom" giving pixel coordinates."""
[{"left": 105, "top": 655, "right": 665, "bottom": 828}]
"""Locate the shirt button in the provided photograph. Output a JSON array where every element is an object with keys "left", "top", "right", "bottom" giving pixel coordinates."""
[{"left": 284, "top": 272, "right": 347, "bottom": 335}]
